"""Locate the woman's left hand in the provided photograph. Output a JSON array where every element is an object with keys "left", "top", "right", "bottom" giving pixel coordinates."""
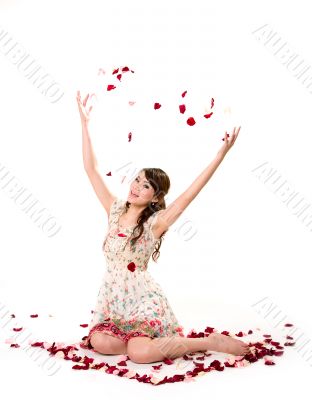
[{"left": 217, "top": 126, "right": 241, "bottom": 159}]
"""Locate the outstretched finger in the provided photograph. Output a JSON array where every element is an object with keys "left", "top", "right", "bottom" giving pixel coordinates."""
[{"left": 83, "top": 93, "right": 90, "bottom": 107}]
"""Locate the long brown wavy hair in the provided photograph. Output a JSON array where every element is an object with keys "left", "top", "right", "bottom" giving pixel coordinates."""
[{"left": 127, "top": 168, "right": 170, "bottom": 262}]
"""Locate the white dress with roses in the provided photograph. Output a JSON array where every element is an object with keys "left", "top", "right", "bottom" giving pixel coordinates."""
[{"left": 81, "top": 197, "right": 185, "bottom": 349}]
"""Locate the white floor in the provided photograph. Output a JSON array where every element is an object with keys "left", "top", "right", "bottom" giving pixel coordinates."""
[{"left": 0, "top": 303, "right": 309, "bottom": 400}]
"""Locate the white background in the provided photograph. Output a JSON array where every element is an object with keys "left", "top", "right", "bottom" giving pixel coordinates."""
[{"left": 0, "top": 0, "right": 311, "bottom": 397}]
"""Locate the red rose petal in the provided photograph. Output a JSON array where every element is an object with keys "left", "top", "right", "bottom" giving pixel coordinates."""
[
  {"left": 116, "top": 74, "right": 122, "bottom": 81},
  {"left": 272, "top": 351, "right": 284, "bottom": 356},
  {"left": 128, "top": 132, "right": 132, "bottom": 142},
  {"left": 210, "top": 360, "right": 224, "bottom": 371},
  {"left": 211, "top": 98, "right": 214, "bottom": 108},
  {"left": 80, "top": 324, "right": 88, "bottom": 328},
  {"left": 222, "top": 133, "right": 230, "bottom": 141},
  {"left": 181, "top": 90, "right": 187, "bottom": 97},
  {"left": 31, "top": 342, "right": 45, "bottom": 347},
  {"left": 13, "top": 327, "right": 23, "bottom": 332},
  {"left": 127, "top": 262, "right": 136, "bottom": 272},
  {"left": 186, "top": 117, "right": 196, "bottom": 126},
  {"left": 30, "top": 314, "right": 38, "bottom": 318},
  {"left": 203, "top": 112, "right": 213, "bottom": 119},
  {"left": 284, "top": 323, "right": 294, "bottom": 327},
  {"left": 264, "top": 359, "right": 275, "bottom": 366},
  {"left": 286, "top": 335, "right": 293, "bottom": 340},
  {"left": 73, "top": 364, "right": 90, "bottom": 370},
  {"left": 121, "top": 66, "right": 130, "bottom": 72},
  {"left": 112, "top": 68, "right": 119, "bottom": 75},
  {"left": 179, "top": 104, "right": 186, "bottom": 114},
  {"left": 106, "top": 171, "right": 112, "bottom": 176},
  {"left": 107, "top": 84, "right": 116, "bottom": 91},
  {"left": 118, "top": 233, "right": 127, "bottom": 237},
  {"left": 154, "top": 102, "right": 161, "bottom": 110}
]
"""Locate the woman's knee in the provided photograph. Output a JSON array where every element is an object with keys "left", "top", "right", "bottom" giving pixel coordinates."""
[
  {"left": 90, "top": 332, "right": 127, "bottom": 355},
  {"left": 127, "top": 339, "right": 153, "bottom": 363}
]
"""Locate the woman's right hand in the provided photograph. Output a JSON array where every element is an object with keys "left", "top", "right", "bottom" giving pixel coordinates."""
[{"left": 76, "top": 90, "right": 94, "bottom": 125}]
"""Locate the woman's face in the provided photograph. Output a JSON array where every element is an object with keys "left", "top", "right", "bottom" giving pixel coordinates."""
[{"left": 128, "top": 171, "right": 157, "bottom": 205}]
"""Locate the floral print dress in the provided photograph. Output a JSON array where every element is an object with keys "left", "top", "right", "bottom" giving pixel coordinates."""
[{"left": 81, "top": 197, "right": 185, "bottom": 349}]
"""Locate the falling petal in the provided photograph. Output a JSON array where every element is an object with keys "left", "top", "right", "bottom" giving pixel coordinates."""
[
  {"left": 106, "top": 171, "right": 112, "bottom": 176},
  {"left": 211, "top": 98, "right": 214, "bottom": 108},
  {"left": 13, "top": 327, "right": 23, "bottom": 332},
  {"left": 128, "top": 132, "right": 132, "bottom": 142},
  {"left": 112, "top": 68, "right": 119, "bottom": 75},
  {"left": 203, "top": 112, "right": 213, "bottom": 119},
  {"left": 117, "top": 74, "right": 122, "bottom": 81},
  {"left": 154, "top": 103, "right": 161, "bottom": 110},
  {"left": 181, "top": 90, "right": 187, "bottom": 97},
  {"left": 187, "top": 117, "right": 196, "bottom": 126},
  {"left": 107, "top": 84, "right": 116, "bottom": 91},
  {"left": 30, "top": 314, "right": 38, "bottom": 318},
  {"left": 284, "top": 323, "right": 294, "bottom": 327},
  {"left": 179, "top": 104, "right": 186, "bottom": 114},
  {"left": 80, "top": 324, "right": 88, "bottom": 328}
]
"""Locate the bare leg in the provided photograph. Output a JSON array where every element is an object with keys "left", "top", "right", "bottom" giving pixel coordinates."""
[
  {"left": 90, "top": 332, "right": 127, "bottom": 355},
  {"left": 127, "top": 333, "right": 251, "bottom": 364}
]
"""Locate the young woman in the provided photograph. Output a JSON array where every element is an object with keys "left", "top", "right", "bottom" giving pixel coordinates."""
[{"left": 76, "top": 90, "right": 251, "bottom": 364}]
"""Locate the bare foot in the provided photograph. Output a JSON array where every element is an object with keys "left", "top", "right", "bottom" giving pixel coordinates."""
[{"left": 205, "top": 333, "right": 251, "bottom": 356}]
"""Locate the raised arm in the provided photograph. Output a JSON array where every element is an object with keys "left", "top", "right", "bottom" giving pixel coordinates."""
[
  {"left": 153, "top": 127, "right": 241, "bottom": 235},
  {"left": 76, "top": 90, "right": 116, "bottom": 215}
]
